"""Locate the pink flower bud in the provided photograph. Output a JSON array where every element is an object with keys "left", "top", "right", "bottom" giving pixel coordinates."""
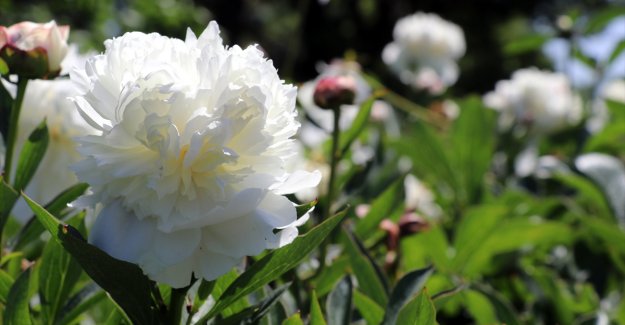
[
  {"left": 0, "top": 21, "right": 69, "bottom": 79},
  {"left": 313, "top": 75, "right": 357, "bottom": 110}
]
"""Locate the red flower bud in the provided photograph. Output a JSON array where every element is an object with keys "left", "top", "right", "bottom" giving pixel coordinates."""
[{"left": 313, "top": 75, "right": 357, "bottom": 110}]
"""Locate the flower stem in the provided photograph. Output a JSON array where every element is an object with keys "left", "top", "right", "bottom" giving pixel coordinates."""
[
  {"left": 167, "top": 287, "right": 188, "bottom": 325},
  {"left": 323, "top": 107, "right": 341, "bottom": 221},
  {"left": 317, "top": 108, "right": 341, "bottom": 276},
  {"left": 4, "top": 77, "right": 28, "bottom": 182}
]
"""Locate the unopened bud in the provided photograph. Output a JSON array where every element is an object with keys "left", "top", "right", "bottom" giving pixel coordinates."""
[
  {"left": 313, "top": 75, "right": 357, "bottom": 110},
  {"left": 398, "top": 212, "right": 429, "bottom": 236}
]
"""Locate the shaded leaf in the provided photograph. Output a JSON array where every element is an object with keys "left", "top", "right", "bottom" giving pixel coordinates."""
[
  {"left": 472, "top": 284, "right": 521, "bottom": 325},
  {"left": 282, "top": 313, "right": 304, "bottom": 325},
  {"left": 217, "top": 282, "right": 291, "bottom": 324},
  {"left": 326, "top": 276, "right": 352, "bottom": 325},
  {"left": 344, "top": 230, "right": 388, "bottom": 306},
  {"left": 14, "top": 119, "right": 49, "bottom": 191},
  {"left": 4, "top": 268, "right": 33, "bottom": 325},
  {"left": 0, "top": 269, "right": 14, "bottom": 304},
  {"left": 503, "top": 34, "right": 549, "bottom": 55},
  {"left": 355, "top": 179, "right": 403, "bottom": 238},
  {"left": 0, "top": 176, "right": 19, "bottom": 232},
  {"left": 58, "top": 285, "right": 107, "bottom": 325},
  {"left": 382, "top": 265, "right": 434, "bottom": 325},
  {"left": 23, "top": 193, "right": 161, "bottom": 325}
]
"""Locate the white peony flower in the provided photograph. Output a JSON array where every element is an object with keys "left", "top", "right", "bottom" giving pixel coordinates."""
[
  {"left": 70, "top": 21, "right": 321, "bottom": 288},
  {"left": 382, "top": 12, "right": 465, "bottom": 94},
  {"left": 5, "top": 45, "right": 98, "bottom": 222},
  {"left": 484, "top": 68, "right": 582, "bottom": 135},
  {"left": 404, "top": 174, "right": 442, "bottom": 220}
]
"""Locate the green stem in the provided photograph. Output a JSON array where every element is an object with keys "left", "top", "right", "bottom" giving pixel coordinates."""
[
  {"left": 4, "top": 77, "right": 28, "bottom": 182},
  {"left": 167, "top": 287, "right": 188, "bottom": 325},
  {"left": 317, "top": 108, "right": 341, "bottom": 276},
  {"left": 323, "top": 107, "right": 341, "bottom": 221}
]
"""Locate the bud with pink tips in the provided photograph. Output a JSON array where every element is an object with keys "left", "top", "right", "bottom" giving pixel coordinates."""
[
  {"left": 0, "top": 20, "right": 70, "bottom": 79},
  {"left": 313, "top": 75, "right": 357, "bottom": 110}
]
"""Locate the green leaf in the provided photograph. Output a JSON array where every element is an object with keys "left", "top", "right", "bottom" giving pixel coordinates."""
[
  {"left": 0, "top": 57, "right": 8, "bottom": 75},
  {"left": 310, "top": 290, "right": 327, "bottom": 325},
  {"left": 57, "top": 285, "right": 107, "bottom": 325},
  {"left": 296, "top": 199, "right": 318, "bottom": 218},
  {"left": 217, "top": 283, "right": 291, "bottom": 324},
  {"left": 353, "top": 290, "right": 384, "bottom": 325},
  {"left": 4, "top": 268, "right": 33, "bottom": 325},
  {"left": 14, "top": 119, "right": 49, "bottom": 191},
  {"left": 452, "top": 205, "right": 507, "bottom": 271},
  {"left": 396, "top": 289, "right": 437, "bottom": 325},
  {"left": 471, "top": 284, "right": 521, "bottom": 325},
  {"left": 313, "top": 257, "right": 350, "bottom": 296},
  {"left": 344, "top": 230, "right": 388, "bottom": 306},
  {"left": 0, "top": 176, "right": 20, "bottom": 232},
  {"left": 572, "top": 47, "right": 596, "bottom": 68},
  {"left": 326, "top": 276, "right": 352, "bottom": 325},
  {"left": 39, "top": 215, "right": 85, "bottom": 325},
  {"left": 381, "top": 265, "right": 434, "bottom": 325},
  {"left": 463, "top": 219, "right": 573, "bottom": 277},
  {"left": 451, "top": 97, "right": 495, "bottom": 204},
  {"left": 22, "top": 193, "right": 161, "bottom": 325},
  {"left": 554, "top": 173, "right": 612, "bottom": 220},
  {"left": 14, "top": 183, "right": 89, "bottom": 251},
  {"left": 282, "top": 313, "right": 304, "bottom": 325},
  {"left": 609, "top": 39, "right": 625, "bottom": 63},
  {"left": 339, "top": 96, "right": 375, "bottom": 156},
  {"left": 462, "top": 290, "right": 498, "bottom": 325},
  {"left": 355, "top": 179, "right": 403, "bottom": 238},
  {"left": 584, "top": 7, "right": 625, "bottom": 33},
  {"left": 203, "top": 210, "right": 347, "bottom": 321},
  {"left": 503, "top": 34, "right": 549, "bottom": 55},
  {"left": 0, "top": 269, "right": 14, "bottom": 304}
]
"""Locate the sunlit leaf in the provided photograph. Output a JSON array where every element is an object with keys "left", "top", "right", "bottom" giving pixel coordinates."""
[
  {"left": 353, "top": 290, "right": 384, "bottom": 325},
  {"left": 202, "top": 210, "right": 347, "bottom": 321},
  {"left": 310, "top": 290, "right": 327, "bottom": 325},
  {"left": 396, "top": 289, "right": 437, "bottom": 325}
]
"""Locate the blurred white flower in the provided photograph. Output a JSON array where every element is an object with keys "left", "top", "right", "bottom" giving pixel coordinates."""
[
  {"left": 404, "top": 174, "right": 442, "bottom": 220},
  {"left": 6, "top": 45, "right": 97, "bottom": 222},
  {"left": 71, "top": 21, "right": 320, "bottom": 287},
  {"left": 484, "top": 68, "right": 582, "bottom": 135},
  {"left": 382, "top": 12, "right": 465, "bottom": 94}
]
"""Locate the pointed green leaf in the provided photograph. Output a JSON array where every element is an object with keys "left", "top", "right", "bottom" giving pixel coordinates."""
[
  {"left": 202, "top": 210, "right": 347, "bottom": 321},
  {"left": 22, "top": 193, "right": 161, "bottom": 325},
  {"left": 472, "top": 284, "right": 520, "bottom": 325},
  {"left": 310, "top": 290, "right": 327, "bottom": 325},
  {"left": 14, "top": 183, "right": 89, "bottom": 250},
  {"left": 339, "top": 96, "right": 375, "bottom": 155},
  {"left": 57, "top": 284, "right": 107, "bottom": 325},
  {"left": 326, "top": 276, "right": 352, "bottom": 325},
  {"left": 355, "top": 179, "right": 403, "bottom": 237},
  {"left": 296, "top": 199, "right": 318, "bottom": 218},
  {"left": 39, "top": 215, "right": 85, "bottom": 325},
  {"left": 609, "top": 39, "right": 625, "bottom": 63},
  {"left": 345, "top": 230, "right": 388, "bottom": 306},
  {"left": 282, "top": 313, "right": 304, "bottom": 325},
  {"left": 0, "top": 57, "right": 8, "bottom": 75},
  {"left": 0, "top": 176, "right": 19, "bottom": 231},
  {"left": 14, "top": 119, "right": 49, "bottom": 191},
  {"left": 396, "top": 289, "right": 437, "bottom": 325},
  {"left": 217, "top": 283, "right": 291, "bottom": 324},
  {"left": 4, "top": 268, "right": 33, "bottom": 325},
  {"left": 0, "top": 269, "right": 15, "bottom": 304},
  {"left": 382, "top": 265, "right": 434, "bottom": 325},
  {"left": 353, "top": 290, "right": 384, "bottom": 325}
]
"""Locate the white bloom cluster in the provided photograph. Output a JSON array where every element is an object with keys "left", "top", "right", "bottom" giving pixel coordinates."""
[
  {"left": 382, "top": 12, "right": 465, "bottom": 94},
  {"left": 71, "top": 22, "right": 320, "bottom": 287},
  {"left": 484, "top": 68, "right": 582, "bottom": 135}
]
